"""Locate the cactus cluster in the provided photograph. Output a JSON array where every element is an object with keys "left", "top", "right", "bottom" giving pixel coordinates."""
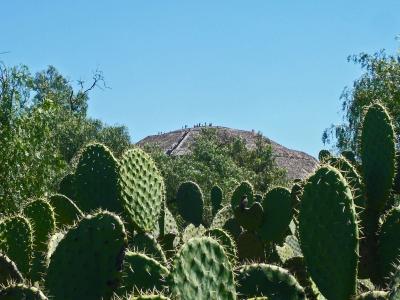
[{"left": 1, "top": 102, "right": 400, "bottom": 299}]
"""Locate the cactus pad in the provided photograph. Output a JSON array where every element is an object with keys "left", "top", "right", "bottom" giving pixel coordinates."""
[
  {"left": 236, "top": 263, "right": 306, "bottom": 300},
  {"left": 130, "top": 232, "right": 167, "bottom": 265},
  {"left": 237, "top": 231, "right": 265, "bottom": 262},
  {"left": 45, "top": 211, "right": 127, "bottom": 300},
  {"left": 206, "top": 228, "right": 237, "bottom": 265},
  {"left": 231, "top": 181, "right": 254, "bottom": 209},
  {"left": 171, "top": 236, "right": 236, "bottom": 300},
  {"left": 0, "top": 215, "right": 33, "bottom": 276},
  {"left": 49, "top": 194, "right": 83, "bottom": 228},
  {"left": 211, "top": 185, "right": 223, "bottom": 216},
  {"left": 0, "top": 283, "right": 48, "bottom": 300},
  {"left": 120, "top": 251, "right": 169, "bottom": 295},
  {"left": 0, "top": 253, "right": 23, "bottom": 285},
  {"left": 176, "top": 181, "right": 204, "bottom": 226},
  {"left": 74, "top": 143, "right": 121, "bottom": 213},
  {"left": 361, "top": 103, "right": 396, "bottom": 213},
  {"left": 234, "top": 202, "right": 263, "bottom": 231},
  {"left": 23, "top": 198, "right": 56, "bottom": 281},
  {"left": 259, "top": 187, "right": 293, "bottom": 243},
  {"left": 356, "top": 291, "right": 389, "bottom": 300},
  {"left": 299, "top": 166, "right": 358, "bottom": 300},
  {"left": 119, "top": 148, "right": 164, "bottom": 233}
]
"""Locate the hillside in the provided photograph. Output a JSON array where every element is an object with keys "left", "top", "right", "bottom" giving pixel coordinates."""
[{"left": 137, "top": 126, "right": 318, "bottom": 180}]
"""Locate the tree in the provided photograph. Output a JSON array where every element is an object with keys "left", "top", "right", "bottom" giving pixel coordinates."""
[
  {"left": 323, "top": 49, "right": 400, "bottom": 154},
  {"left": 145, "top": 128, "right": 287, "bottom": 205},
  {"left": 0, "top": 62, "right": 131, "bottom": 213}
]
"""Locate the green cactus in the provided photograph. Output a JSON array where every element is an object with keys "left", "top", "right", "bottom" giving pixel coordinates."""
[
  {"left": 356, "top": 291, "right": 389, "bottom": 300},
  {"left": 283, "top": 257, "right": 321, "bottom": 300},
  {"left": 223, "top": 218, "right": 243, "bottom": 242},
  {"left": 130, "top": 295, "right": 170, "bottom": 300},
  {"left": 73, "top": 143, "right": 121, "bottom": 213},
  {"left": 299, "top": 166, "right": 359, "bottom": 300},
  {"left": 206, "top": 228, "right": 237, "bottom": 266},
  {"left": 23, "top": 198, "right": 56, "bottom": 281},
  {"left": 389, "top": 266, "right": 400, "bottom": 300},
  {"left": 236, "top": 263, "right": 306, "bottom": 300},
  {"left": 231, "top": 181, "right": 254, "bottom": 209},
  {"left": 0, "top": 283, "right": 48, "bottom": 300},
  {"left": 119, "top": 251, "right": 169, "bottom": 295},
  {"left": 361, "top": 103, "right": 395, "bottom": 213},
  {"left": 58, "top": 173, "right": 75, "bottom": 200},
  {"left": 211, "top": 205, "right": 234, "bottom": 229},
  {"left": 234, "top": 202, "right": 263, "bottom": 231},
  {"left": 0, "top": 215, "right": 33, "bottom": 276},
  {"left": 171, "top": 236, "right": 236, "bottom": 300},
  {"left": 377, "top": 207, "right": 400, "bottom": 284},
  {"left": 176, "top": 181, "right": 204, "bottom": 226},
  {"left": 130, "top": 232, "right": 167, "bottom": 266},
  {"left": 182, "top": 224, "right": 206, "bottom": 243},
  {"left": 49, "top": 194, "right": 83, "bottom": 228},
  {"left": 211, "top": 185, "right": 223, "bottom": 216},
  {"left": 0, "top": 253, "right": 23, "bottom": 285},
  {"left": 237, "top": 231, "right": 265, "bottom": 262},
  {"left": 119, "top": 148, "right": 164, "bottom": 233},
  {"left": 341, "top": 150, "right": 357, "bottom": 166},
  {"left": 158, "top": 233, "right": 179, "bottom": 260},
  {"left": 45, "top": 211, "right": 127, "bottom": 300},
  {"left": 259, "top": 187, "right": 293, "bottom": 243}
]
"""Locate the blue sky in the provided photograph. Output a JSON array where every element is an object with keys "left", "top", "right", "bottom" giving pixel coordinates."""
[{"left": 2, "top": 1, "right": 400, "bottom": 157}]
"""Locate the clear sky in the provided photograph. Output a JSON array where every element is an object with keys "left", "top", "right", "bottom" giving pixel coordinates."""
[{"left": 2, "top": 1, "right": 400, "bottom": 157}]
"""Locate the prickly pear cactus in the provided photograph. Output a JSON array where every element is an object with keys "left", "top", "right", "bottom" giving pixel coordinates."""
[
  {"left": 318, "top": 149, "right": 331, "bottom": 162},
  {"left": 74, "top": 143, "right": 121, "bottom": 213},
  {"left": 299, "top": 166, "right": 358, "bottom": 300},
  {"left": 231, "top": 181, "right": 254, "bottom": 209},
  {"left": 259, "top": 187, "right": 293, "bottom": 243},
  {"left": 23, "top": 198, "right": 56, "bottom": 281},
  {"left": 119, "top": 251, "right": 169, "bottom": 295},
  {"left": 361, "top": 102, "right": 395, "bottom": 214},
  {"left": 211, "top": 205, "right": 234, "bottom": 229},
  {"left": 237, "top": 231, "right": 265, "bottom": 262},
  {"left": 176, "top": 181, "right": 204, "bottom": 226},
  {"left": 234, "top": 202, "right": 263, "bottom": 231},
  {"left": 119, "top": 148, "right": 164, "bottom": 232},
  {"left": 171, "top": 236, "right": 236, "bottom": 300},
  {"left": 58, "top": 173, "right": 75, "bottom": 200},
  {"left": 0, "top": 215, "right": 33, "bottom": 276},
  {"left": 0, "top": 283, "right": 48, "bottom": 300},
  {"left": 130, "top": 232, "right": 167, "bottom": 265},
  {"left": 130, "top": 295, "right": 170, "bottom": 300},
  {"left": 356, "top": 291, "right": 389, "bottom": 299},
  {"left": 211, "top": 185, "right": 223, "bottom": 216},
  {"left": 45, "top": 211, "right": 127, "bottom": 300},
  {"left": 0, "top": 253, "right": 23, "bottom": 285},
  {"left": 49, "top": 194, "right": 83, "bottom": 228},
  {"left": 206, "top": 228, "right": 237, "bottom": 265},
  {"left": 377, "top": 207, "right": 400, "bottom": 284},
  {"left": 236, "top": 263, "right": 306, "bottom": 300},
  {"left": 182, "top": 224, "right": 206, "bottom": 243}
]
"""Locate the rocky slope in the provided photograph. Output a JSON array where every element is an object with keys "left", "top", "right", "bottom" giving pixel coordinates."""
[{"left": 137, "top": 126, "right": 318, "bottom": 180}]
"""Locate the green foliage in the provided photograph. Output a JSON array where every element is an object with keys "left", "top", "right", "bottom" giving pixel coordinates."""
[
  {"left": 236, "top": 263, "right": 306, "bottom": 300},
  {"left": 119, "top": 148, "right": 164, "bottom": 233},
  {"left": 0, "top": 283, "right": 48, "bottom": 300},
  {"left": 299, "top": 166, "right": 358, "bottom": 300},
  {"left": 22, "top": 198, "right": 56, "bottom": 281},
  {"left": 73, "top": 143, "right": 121, "bottom": 213},
  {"left": 171, "top": 236, "right": 236, "bottom": 300},
  {"left": 0, "top": 215, "right": 33, "bottom": 276},
  {"left": 48, "top": 194, "right": 83, "bottom": 228},
  {"left": 0, "top": 253, "right": 23, "bottom": 285},
  {"left": 323, "top": 50, "right": 400, "bottom": 153},
  {"left": 120, "top": 251, "right": 169, "bottom": 295},
  {"left": 45, "top": 211, "right": 127, "bottom": 300},
  {"left": 145, "top": 128, "right": 287, "bottom": 205},
  {"left": 259, "top": 187, "right": 293, "bottom": 243},
  {"left": 176, "top": 181, "right": 204, "bottom": 226}
]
